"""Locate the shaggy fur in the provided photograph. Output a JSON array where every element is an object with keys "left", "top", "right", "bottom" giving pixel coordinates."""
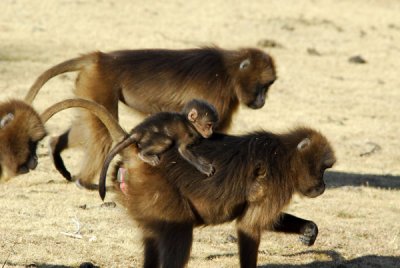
[
  {"left": 0, "top": 100, "right": 46, "bottom": 181},
  {"left": 108, "top": 126, "right": 335, "bottom": 267},
  {"left": 25, "top": 47, "right": 276, "bottom": 187}
]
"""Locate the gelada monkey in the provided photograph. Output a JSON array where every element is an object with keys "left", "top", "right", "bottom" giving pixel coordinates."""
[
  {"left": 100, "top": 99, "right": 218, "bottom": 181},
  {"left": 42, "top": 98, "right": 335, "bottom": 267},
  {"left": 25, "top": 47, "right": 276, "bottom": 187},
  {"left": 97, "top": 113, "right": 335, "bottom": 267},
  {"left": 0, "top": 98, "right": 123, "bottom": 182},
  {"left": 0, "top": 100, "right": 46, "bottom": 181}
]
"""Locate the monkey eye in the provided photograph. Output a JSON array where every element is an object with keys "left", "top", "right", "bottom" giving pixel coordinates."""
[{"left": 206, "top": 123, "right": 213, "bottom": 129}]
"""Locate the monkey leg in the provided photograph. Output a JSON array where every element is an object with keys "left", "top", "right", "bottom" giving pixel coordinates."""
[
  {"left": 236, "top": 228, "right": 261, "bottom": 268},
  {"left": 271, "top": 213, "right": 319, "bottom": 246},
  {"left": 49, "top": 129, "right": 72, "bottom": 181},
  {"left": 143, "top": 236, "right": 159, "bottom": 268},
  {"left": 74, "top": 114, "right": 113, "bottom": 189},
  {"left": 156, "top": 222, "right": 193, "bottom": 268},
  {"left": 178, "top": 145, "right": 215, "bottom": 176},
  {"left": 137, "top": 135, "right": 173, "bottom": 166},
  {"left": 67, "top": 64, "right": 118, "bottom": 189}
]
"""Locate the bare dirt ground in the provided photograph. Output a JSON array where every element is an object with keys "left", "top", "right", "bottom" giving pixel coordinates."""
[{"left": 0, "top": 0, "right": 399, "bottom": 267}]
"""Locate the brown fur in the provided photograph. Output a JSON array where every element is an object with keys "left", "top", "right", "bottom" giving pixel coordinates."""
[
  {"left": 98, "top": 99, "right": 218, "bottom": 188},
  {"left": 103, "top": 126, "right": 335, "bottom": 267},
  {"left": 25, "top": 47, "right": 276, "bottom": 187},
  {"left": 0, "top": 100, "right": 46, "bottom": 181}
]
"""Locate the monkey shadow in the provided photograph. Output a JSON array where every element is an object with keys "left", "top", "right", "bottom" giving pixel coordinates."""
[
  {"left": 258, "top": 250, "right": 400, "bottom": 268},
  {"left": 325, "top": 170, "right": 400, "bottom": 189},
  {"left": 4, "top": 262, "right": 98, "bottom": 268}
]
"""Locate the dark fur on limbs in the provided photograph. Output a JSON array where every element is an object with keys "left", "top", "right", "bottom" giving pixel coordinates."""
[
  {"left": 105, "top": 127, "right": 335, "bottom": 267},
  {"left": 25, "top": 47, "right": 276, "bottom": 187}
]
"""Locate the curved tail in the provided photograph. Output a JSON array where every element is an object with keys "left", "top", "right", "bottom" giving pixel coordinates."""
[
  {"left": 40, "top": 98, "right": 126, "bottom": 142},
  {"left": 40, "top": 98, "right": 133, "bottom": 200},
  {"left": 25, "top": 53, "right": 97, "bottom": 103},
  {"left": 99, "top": 135, "right": 138, "bottom": 200}
]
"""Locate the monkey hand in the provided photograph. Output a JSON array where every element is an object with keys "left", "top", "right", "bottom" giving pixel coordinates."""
[
  {"left": 205, "top": 164, "right": 216, "bottom": 177},
  {"left": 299, "top": 221, "right": 318, "bottom": 246},
  {"left": 197, "top": 159, "right": 215, "bottom": 177}
]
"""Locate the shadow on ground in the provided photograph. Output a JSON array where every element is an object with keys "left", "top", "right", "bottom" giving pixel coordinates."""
[
  {"left": 326, "top": 171, "right": 400, "bottom": 189},
  {"left": 1, "top": 262, "right": 98, "bottom": 268},
  {"left": 259, "top": 250, "right": 400, "bottom": 268}
]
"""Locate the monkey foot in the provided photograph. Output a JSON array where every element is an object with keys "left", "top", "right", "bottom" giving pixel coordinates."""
[
  {"left": 75, "top": 179, "right": 98, "bottom": 190},
  {"left": 299, "top": 222, "right": 318, "bottom": 246},
  {"left": 117, "top": 167, "right": 128, "bottom": 195}
]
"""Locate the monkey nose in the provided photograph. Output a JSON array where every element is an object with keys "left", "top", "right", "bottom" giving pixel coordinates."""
[
  {"left": 249, "top": 98, "right": 265, "bottom": 109},
  {"left": 17, "top": 165, "right": 30, "bottom": 174},
  {"left": 27, "top": 155, "right": 38, "bottom": 170},
  {"left": 305, "top": 182, "right": 325, "bottom": 198}
]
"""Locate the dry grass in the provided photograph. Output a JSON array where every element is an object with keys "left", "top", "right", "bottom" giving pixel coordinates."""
[{"left": 0, "top": 0, "right": 399, "bottom": 267}]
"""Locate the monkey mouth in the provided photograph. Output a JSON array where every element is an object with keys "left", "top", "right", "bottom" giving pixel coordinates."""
[
  {"left": 248, "top": 100, "right": 265, "bottom": 109},
  {"left": 17, "top": 166, "right": 30, "bottom": 175},
  {"left": 248, "top": 96, "right": 266, "bottom": 109},
  {"left": 304, "top": 182, "right": 325, "bottom": 198}
]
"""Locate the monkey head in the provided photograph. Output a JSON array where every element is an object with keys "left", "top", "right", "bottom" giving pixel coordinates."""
[
  {"left": 295, "top": 133, "right": 336, "bottom": 198},
  {"left": 183, "top": 99, "right": 219, "bottom": 138},
  {"left": 234, "top": 48, "right": 276, "bottom": 109},
  {"left": 0, "top": 100, "right": 46, "bottom": 182}
]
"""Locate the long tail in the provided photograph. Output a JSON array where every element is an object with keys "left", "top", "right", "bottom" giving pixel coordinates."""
[
  {"left": 99, "top": 135, "right": 138, "bottom": 200},
  {"left": 25, "top": 53, "right": 97, "bottom": 103},
  {"left": 40, "top": 98, "right": 126, "bottom": 142},
  {"left": 40, "top": 98, "right": 134, "bottom": 200}
]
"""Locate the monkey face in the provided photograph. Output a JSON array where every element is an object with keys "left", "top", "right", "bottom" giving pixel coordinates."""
[
  {"left": 0, "top": 100, "right": 46, "bottom": 182},
  {"left": 247, "top": 81, "right": 275, "bottom": 109},
  {"left": 185, "top": 100, "right": 218, "bottom": 138},
  {"left": 296, "top": 137, "right": 336, "bottom": 198},
  {"left": 194, "top": 121, "right": 214, "bottom": 138},
  {"left": 236, "top": 51, "right": 276, "bottom": 110}
]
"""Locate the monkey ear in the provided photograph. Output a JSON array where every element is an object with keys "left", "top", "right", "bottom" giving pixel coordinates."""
[
  {"left": 239, "top": 59, "right": 251, "bottom": 70},
  {"left": 0, "top": 113, "right": 14, "bottom": 129},
  {"left": 188, "top": 108, "right": 198, "bottom": 122},
  {"left": 297, "top": 138, "right": 311, "bottom": 151}
]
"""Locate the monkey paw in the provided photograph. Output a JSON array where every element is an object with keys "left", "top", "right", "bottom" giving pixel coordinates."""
[
  {"left": 299, "top": 222, "right": 318, "bottom": 246},
  {"left": 200, "top": 164, "right": 215, "bottom": 177}
]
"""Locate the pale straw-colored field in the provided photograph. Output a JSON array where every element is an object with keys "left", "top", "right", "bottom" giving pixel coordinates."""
[{"left": 0, "top": 0, "right": 399, "bottom": 267}]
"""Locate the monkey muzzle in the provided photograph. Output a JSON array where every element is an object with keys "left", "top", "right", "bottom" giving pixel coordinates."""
[
  {"left": 248, "top": 97, "right": 265, "bottom": 109},
  {"left": 27, "top": 155, "right": 38, "bottom": 170},
  {"left": 248, "top": 86, "right": 267, "bottom": 109},
  {"left": 304, "top": 182, "right": 325, "bottom": 198},
  {"left": 18, "top": 155, "right": 38, "bottom": 174}
]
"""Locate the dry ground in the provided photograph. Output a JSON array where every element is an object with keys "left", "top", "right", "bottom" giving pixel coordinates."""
[{"left": 0, "top": 0, "right": 399, "bottom": 267}]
